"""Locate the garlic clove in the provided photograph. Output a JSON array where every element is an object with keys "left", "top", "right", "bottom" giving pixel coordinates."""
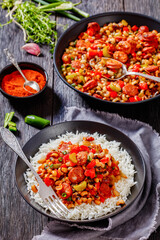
[{"left": 21, "top": 43, "right": 41, "bottom": 56}]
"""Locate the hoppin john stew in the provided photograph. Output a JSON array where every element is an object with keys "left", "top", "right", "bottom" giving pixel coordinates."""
[
  {"left": 61, "top": 20, "right": 160, "bottom": 103},
  {"left": 32, "top": 136, "right": 127, "bottom": 209}
]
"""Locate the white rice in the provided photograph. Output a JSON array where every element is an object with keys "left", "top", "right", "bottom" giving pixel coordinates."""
[{"left": 24, "top": 131, "right": 136, "bottom": 220}]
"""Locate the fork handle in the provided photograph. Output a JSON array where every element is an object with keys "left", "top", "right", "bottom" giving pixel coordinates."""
[{"left": 0, "top": 127, "right": 42, "bottom": 183}]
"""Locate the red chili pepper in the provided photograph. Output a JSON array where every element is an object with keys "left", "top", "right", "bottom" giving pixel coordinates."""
[
  {"left": 79, "top": 145, "right": 90, "bottom": 152},
  {"left": 87, "top": 160, "right": 96, "bottom": 169},
  {"left": 100, "top": 157, "right": 109, "bottom": 164},
  {"left": 85, "top": 168, "right": 95, "bottom": 179},
  {"left": 123, "top": 26, "right": 129, "bottom": 32},
  {"left": 110, "top": 91, "right": 118, "bottom": 98},
  {"left": 44, "top": 177, "right": 54, "bottom": 187},
  {"left": 87, "top": 28, "right": 95, "bottom": 36},
  {"left": 131, "top": 25, "right": 138, "bottom": 31},
  {"left": 139, "top": 82, "right": 148, "bottom": 90}
]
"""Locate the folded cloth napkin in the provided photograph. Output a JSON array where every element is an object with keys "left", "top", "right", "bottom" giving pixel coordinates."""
[{"left": 33, "top": 107, "right": 160, "bottom": 240}]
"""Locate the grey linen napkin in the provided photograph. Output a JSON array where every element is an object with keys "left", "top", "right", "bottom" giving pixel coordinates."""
[{"left": 33, "top": 106, "right": 160, "bottom": 240}]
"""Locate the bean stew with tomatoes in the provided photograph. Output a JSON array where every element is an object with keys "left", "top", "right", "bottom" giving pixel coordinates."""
[
  {"left": 33, "top": 136, "right": 127, "bottom": 209},
  {"left": 61, "top": 20, "right": 160, "bottom": 103}
]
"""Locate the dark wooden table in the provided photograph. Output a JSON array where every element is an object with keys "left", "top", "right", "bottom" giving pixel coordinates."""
[{"left": 1, "top": 0, "right": 160, "bottom": 239}]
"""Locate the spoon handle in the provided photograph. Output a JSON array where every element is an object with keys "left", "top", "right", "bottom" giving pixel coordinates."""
[
  {"left": 126, "top": 71, "right": 160, "bottom": 83},
  {"left": 0, "top": 127, "right": 41, "bottom": 183},
  {"left": 3, "top": 48, "right": 29, "bottom": 83}
]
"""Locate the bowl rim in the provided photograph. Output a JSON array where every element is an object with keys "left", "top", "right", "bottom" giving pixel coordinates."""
[
  {"left": 53, "top": 11, "right": 160, "bottom": 105},
  {"left": 0, "top": 61, "right": 48, "bottom": 99},
  {"left": 15, "top": 120, "right": 146, "bottom": 223}
]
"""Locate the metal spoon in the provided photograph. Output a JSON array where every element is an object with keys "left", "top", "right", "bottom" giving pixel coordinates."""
[
  {"left": 90, "top": 57, "right": 160, "bottom": 83},
  {"left": 4, "top": 48, "right": 40, "bottom": 92}
]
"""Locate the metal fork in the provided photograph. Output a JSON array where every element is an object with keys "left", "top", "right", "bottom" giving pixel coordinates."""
[{"left": 0, "top": 127, "right": 70, "bottom": 218}]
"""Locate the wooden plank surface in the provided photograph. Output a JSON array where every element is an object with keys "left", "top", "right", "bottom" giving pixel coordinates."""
[{"left": 0, "top": 0, "right": 160, "bottom": 239}]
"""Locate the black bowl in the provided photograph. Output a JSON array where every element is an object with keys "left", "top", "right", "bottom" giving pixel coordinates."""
[
  {"left": 0, "top": 62, "right": 48, "bottom": 100},
  {"left": 15, "top": 121, "right": 145, "bottom": 223},
  {"left": 54, "top": 12, "right": 160, "bottom": 105}
]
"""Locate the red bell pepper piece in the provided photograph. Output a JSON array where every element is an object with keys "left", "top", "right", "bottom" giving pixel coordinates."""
[
  {"left": 90, "top": 148, "right": 96, "bottom": 154},
  {"left": 79, "top": 145, "right": 90, "bottom": 152},
  {"left": 139, "top": 82, "right": 148, "bottom": 90},
  {"left": 87, "top": 28, "right": 95, "bottom": 36},
  {"left": 100, "top": 157, "right": 109, "bottom": 164},
  {"left": 70, "top": 145, "right": 80, "bottom": 153},
  {"left": 44, "top": 177, "right": 54, "bottom": 187},
  {"left": 85, "top": 168, "right": 95, "bottom": 179},
  {"left": 131, "top": 25, "right": 138, "bottom": 31},
  {"left": 87, "top": 160, "right": 96, "bottom": 169},
  {"left": 123, "top": 26, "right": 129, "bottom": 32},
  {"left": 110, "top": 91, "right": 118, "bottom": 98},
  {"left": 63, "top": 154, "right": 69, "bottom": 162}
]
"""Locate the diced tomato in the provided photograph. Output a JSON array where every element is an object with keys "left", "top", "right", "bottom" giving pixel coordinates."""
[
  {"left": 78, "top": 32, "right": 84, "bottom": 39},
  {"left": 87, "top": 38, "right": 94, "bottom": 43},
  {"left": 87, "top": 28, "right": 95, "bottom": 36},
  {"left": 131, "top": 25, "right": 138, "bottom": 31},
  {"left": 100, "top": 157, "right": 109, "bottom": 164},
  {"left": 44, "top": 177, "right": 54, "bottom": 187},
  {"left": 79, "top": 145, "right": 90, "bottom": 152},
  {"left": 95, "top": 34, "right": 101, "bottom": 39},
  {"left": 85, "top": 168, "right": 95, "bottom": 179},
  {"left": 123, "top": 26, "right": 129, "bottom": 32},
  {"left": 138, "top": 26, "right": 149, "bottom": 33},
  {"left": 110, "top": 91, "right": 118, "bottom": 98},
  {"left": 118, "top": 80, "right": 124, "bottom": 88},
  {"left": 87, "top": 160, "right": 96, "bottom": 169},
  {"left": 98, "top": 51, "right": 103, "bottom": 57},
  {"left": 139, "top": 82, "right": 148, "bottom": 90}
]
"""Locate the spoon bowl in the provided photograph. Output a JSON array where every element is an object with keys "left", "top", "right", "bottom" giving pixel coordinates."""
[
  {"left": 92, "top": 57, "right": 160, "bottom": 83},
  {"left": 3, "top": 48, "right": 40, "bottom": 92}
]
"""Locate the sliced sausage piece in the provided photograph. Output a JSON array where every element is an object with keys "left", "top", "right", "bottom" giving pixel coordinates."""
[
  {"left": 113, "top": 51, "right": 128, "bottom": 63},
  {"left": 68, "top": 166, "right": 85, "bottom": 183},
  {"left": 98, "top": 182, "right": 112, "bottom": 199},
  {"left": 145, "top": 65, "right": 159, "bottom": 72},
  {"left": 87, "top": 22, "right": 100, "bottom": 33},
  {"left": 116, "top": 41, "right": 131, "bottom": 54},
  {"left": 123, "top": 84, "right": 139, "bottom": 96},
  {"left": 106, "top": 59, "right": 122, "bottom": 69},
  {"left": 77, "top": 151, "right": 88, "bottom": 165}
]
